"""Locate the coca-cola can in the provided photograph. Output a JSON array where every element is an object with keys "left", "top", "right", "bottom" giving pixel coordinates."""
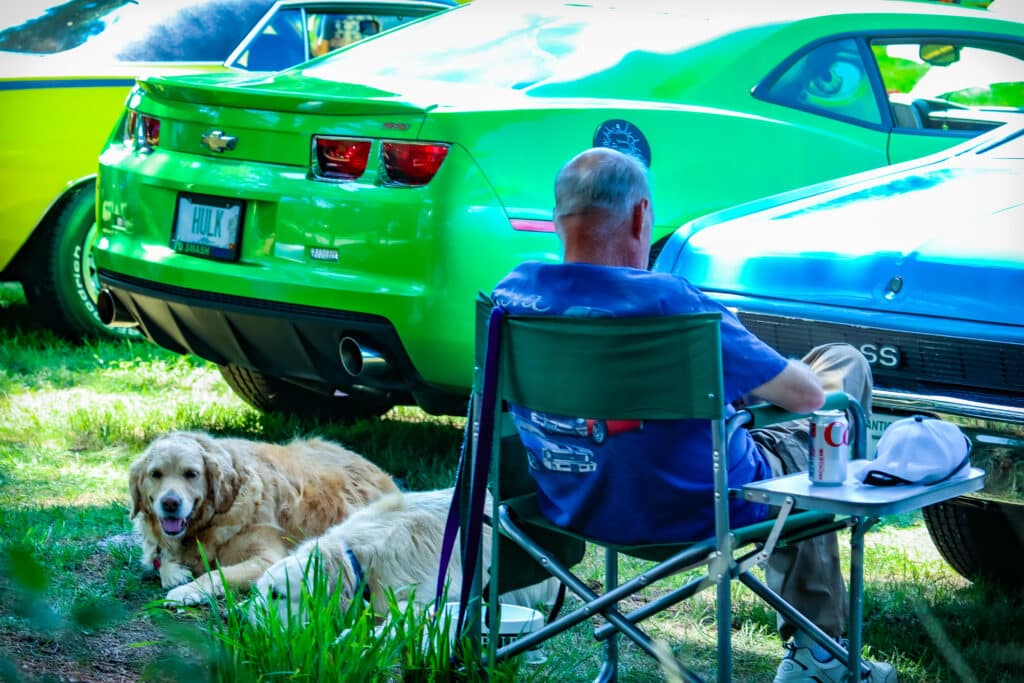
[{"left": 808, "top": 409, "right": 849, "bottom": 485}]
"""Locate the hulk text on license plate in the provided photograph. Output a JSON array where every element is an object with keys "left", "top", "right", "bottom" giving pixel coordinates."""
[{"left": 171, "top": 192, "right": 244, "bottom": 261}]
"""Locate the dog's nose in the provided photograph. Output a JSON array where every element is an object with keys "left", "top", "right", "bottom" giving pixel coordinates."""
[{"left": 161, "top": 495, "right": 181, "bottom": 514}]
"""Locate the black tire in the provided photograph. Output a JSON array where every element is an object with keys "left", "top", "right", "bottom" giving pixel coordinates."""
[
  {"left": 218, "top": 364, "right": 394, "bottom": 422},
  {"left": 922, "top": 498, "right": 1024, "bottom": 589},
  {"left": 21, "top": 181, "right": 132, "bottom": 339}
]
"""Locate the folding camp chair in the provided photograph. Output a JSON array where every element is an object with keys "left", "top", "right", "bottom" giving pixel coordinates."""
[{"left": 454, "top": 294, "right": 865, "bottom": 682}]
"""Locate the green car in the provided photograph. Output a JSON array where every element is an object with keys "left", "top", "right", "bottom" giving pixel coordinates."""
[
  {"left": 95, "top": 0, "right": 1024, "bottom": 420},
  {"left": 0, "top": 0, "right": 453, "bottom": 338}
]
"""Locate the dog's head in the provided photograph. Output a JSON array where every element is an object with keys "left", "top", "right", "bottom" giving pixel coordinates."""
[{"left": 129, "top": 431, "right": 240, "bottom": 540}]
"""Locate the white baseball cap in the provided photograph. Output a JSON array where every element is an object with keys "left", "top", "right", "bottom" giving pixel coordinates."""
[{"left": 850, "top": 415, "right": 972, "bottom": 486}]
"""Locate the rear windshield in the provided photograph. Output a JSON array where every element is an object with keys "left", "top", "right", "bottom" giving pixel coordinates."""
[
  {"left": 0, "top": 0, "right": 271, "bottom": 61},
  {"left": 301, "top": 3, "right": 759, "bottom": 91}
]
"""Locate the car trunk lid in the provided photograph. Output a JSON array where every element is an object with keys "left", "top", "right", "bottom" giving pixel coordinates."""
[
  {"left": 140, "top": 70, "right": 434, "bottom": 117},
  {"left": 135, "top": 71, "right": 432, "bottom": 166}
]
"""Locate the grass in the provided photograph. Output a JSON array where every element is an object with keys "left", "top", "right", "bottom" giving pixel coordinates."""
[{"left": 1, "top": 281, "right": 1022, "bottom": 682}]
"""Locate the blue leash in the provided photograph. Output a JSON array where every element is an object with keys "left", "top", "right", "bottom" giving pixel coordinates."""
[{"left": 435, "top": 306, "right": 506, "bottom": 637}]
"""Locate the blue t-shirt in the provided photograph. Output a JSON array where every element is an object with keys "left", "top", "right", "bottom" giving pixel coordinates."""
[{"left": 492, "top": 261, "right": 787, "bottom": 544}]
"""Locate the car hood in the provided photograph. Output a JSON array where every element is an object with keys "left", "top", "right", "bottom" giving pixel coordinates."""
[{"left": 669, "top": 162, "right": 1024, "bottom": 327}]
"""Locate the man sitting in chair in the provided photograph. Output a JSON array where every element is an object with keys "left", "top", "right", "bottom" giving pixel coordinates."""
[{"left": 491, "top": 147, "right": 895, "bottom": 683}]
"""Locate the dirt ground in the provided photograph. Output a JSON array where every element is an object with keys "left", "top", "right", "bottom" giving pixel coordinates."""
[
  {"left": 2, "top": 621, "right": 162, "bottom": 683},
  {"left": 1, "top": 534, "right": 179, "bottom": 683}
]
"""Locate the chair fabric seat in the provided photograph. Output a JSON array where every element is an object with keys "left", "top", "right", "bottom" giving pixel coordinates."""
[{"left": 502, "top": 492, "right": 839, "bottom": 563}]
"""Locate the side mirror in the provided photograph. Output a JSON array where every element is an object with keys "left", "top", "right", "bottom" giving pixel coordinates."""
[{"left": 919, "top": 44, "right": 960, "bottom": 67}]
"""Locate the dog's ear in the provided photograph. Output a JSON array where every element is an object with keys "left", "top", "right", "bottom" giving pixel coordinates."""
[
  {"left": 128, "top": 453, "right": 147, "bottom": 519},
  {"left": 200, "top": 437, "right": 240, "bottom": 514}
]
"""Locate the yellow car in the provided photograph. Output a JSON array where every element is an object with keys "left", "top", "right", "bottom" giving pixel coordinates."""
[{"left": 0, "top": 0, "right": 454, "bottom": 337}]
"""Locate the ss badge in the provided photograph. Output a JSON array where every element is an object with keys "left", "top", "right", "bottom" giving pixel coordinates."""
[{"left": 859, "top": 343, "right": 900, "bottom": 368}]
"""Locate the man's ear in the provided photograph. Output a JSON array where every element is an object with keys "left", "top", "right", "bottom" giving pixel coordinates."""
[{"left": 630, "top": 198, "right": 649, "bottom": 240}]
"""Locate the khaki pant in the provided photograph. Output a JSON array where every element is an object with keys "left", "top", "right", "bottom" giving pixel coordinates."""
[{"left": 750, "top": 343, "right": 873, "bottom": 640}]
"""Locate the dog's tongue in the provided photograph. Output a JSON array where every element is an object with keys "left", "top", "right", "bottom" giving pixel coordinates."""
[{"left": 162, "top": 517, "right": 186, "bottom": 534}]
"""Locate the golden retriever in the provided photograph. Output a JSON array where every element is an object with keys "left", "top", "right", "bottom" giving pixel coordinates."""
[
  {"left": 129, "top": 431, "right": 399, "bottom": 605},
  {"left": 252, "top": 488, "right": 559, "bottom": 623}
]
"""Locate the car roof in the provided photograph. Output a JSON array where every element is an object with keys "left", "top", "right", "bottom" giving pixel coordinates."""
[
  {"left": 273, "top": 0, "right": 456, "bottom": 7},
  {"left": 467, "top": 0, "right": 1009, "bottom": 25}
]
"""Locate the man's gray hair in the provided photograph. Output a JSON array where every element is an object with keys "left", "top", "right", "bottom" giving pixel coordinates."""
[{"left": 554, "top": 148, "right": 650, "bottom": 222}]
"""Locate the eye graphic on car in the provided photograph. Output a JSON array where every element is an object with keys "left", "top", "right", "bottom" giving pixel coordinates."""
[{"left": 201, "top": 130, "right": 238, "bottom": 153}]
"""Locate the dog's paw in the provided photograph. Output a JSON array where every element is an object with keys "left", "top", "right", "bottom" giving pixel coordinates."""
[
  {"left": 165, "top": 581, "right": 210, "bottom": 606},
  {"left": 159, "top": 562, "right": 194, "bottom": 589}
]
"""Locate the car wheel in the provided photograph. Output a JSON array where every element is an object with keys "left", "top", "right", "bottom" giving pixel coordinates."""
[
  {"left": 590, "top": 420, "right": 607, "bottom": 445},
  {"left": 21, "top": 182, "right": 133, "bottom": 339},
  {"left": 218, "top": 364, "right": 394, "bottom": 422},
  {"left": 922, "top": 497, "right": 1024, "bottom": 589}
]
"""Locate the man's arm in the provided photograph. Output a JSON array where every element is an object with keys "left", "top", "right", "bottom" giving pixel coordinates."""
[{"left": 744, "top": 359, "right": 825, "bottom": 414}]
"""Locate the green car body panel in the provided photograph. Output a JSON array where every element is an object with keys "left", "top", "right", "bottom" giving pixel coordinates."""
[
  {"left": 95, "top": 0, "right": 1024, "bottom": 416},
  {"left": 0, "top": 0, "right": 452, "bottom": 338}
]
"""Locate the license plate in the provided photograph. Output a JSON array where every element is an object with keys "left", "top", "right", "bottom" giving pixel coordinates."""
[
  {"left": 864, "top": 410, "right": 902, "bottom": 459},
  {"left": 171, "top": 192, "right": 244, "bottom": 261}
]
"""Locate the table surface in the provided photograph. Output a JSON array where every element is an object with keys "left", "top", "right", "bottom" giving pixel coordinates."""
[{"left": 741, "top": 467, "right": 986, "bottom": 516}]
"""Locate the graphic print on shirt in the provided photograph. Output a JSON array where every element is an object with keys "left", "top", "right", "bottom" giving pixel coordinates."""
[{"left": 520, "top": 411, "right": 645, "bottom": 473}]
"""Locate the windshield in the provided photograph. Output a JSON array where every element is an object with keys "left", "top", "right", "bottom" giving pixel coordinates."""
[{"left": 0, "top": 0, "right": 271, "bottom": 62}]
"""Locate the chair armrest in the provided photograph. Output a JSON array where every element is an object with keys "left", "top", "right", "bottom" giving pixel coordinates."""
[
  {"left": 741, "top": 392, "right": 850, "bottom": 429},
  {"left": 737, "top": 392, "right": 867, "bottom": 460}
]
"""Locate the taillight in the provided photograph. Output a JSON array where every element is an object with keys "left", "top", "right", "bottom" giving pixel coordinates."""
[
  {"left": 312, "top": 136, "right": 371, "bottom": 180},
  {"left": 141, "top": 115, "right": 160, "bottom": 148},
  {"left": 123, "top": 110, "right": 138, "bottom": 146},
  {"left": 380, "top": 142, "right": 449, "bottom": 187},
  {"left": 510, "top": 219, "right": 556, "bottom": 233}
]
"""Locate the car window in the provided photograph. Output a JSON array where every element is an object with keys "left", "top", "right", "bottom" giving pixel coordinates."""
[
  {"left": 0, "top": 0, "right": 271, "bottom": 62},
  {"left": 228, "top": 7, "right": 442, "bottom": 72},
  {"left": 762, "top": 38, "right": 881, "bottom": 126},
  {"left": 871, "top": 41, "right": 1024, "bottom": 133},
  {"left": 307, "top": 11, "right": 425, "bottom": 57},
  {"left": 229, "top": 7, "right": 305, "bottom": 70}
]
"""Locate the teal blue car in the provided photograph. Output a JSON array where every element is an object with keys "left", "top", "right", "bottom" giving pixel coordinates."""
[
  {"left": 654, "top": 123, "right": 1024, "bottom": 589},
  {"left": 94, "top": 0, "right": 1024, "bottom": 420}
]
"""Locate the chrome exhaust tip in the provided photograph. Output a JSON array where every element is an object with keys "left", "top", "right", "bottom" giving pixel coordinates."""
[
  {"left": 339, "top": 337, "right": 391, "bottom": 379},
  {"left": 97, "top": 289, "right": 139, "bottom": 328}
]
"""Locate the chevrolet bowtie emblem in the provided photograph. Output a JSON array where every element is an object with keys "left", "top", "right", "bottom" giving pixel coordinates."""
[{"left": 201, "top": 130, "right": 237, "bottom": 153}]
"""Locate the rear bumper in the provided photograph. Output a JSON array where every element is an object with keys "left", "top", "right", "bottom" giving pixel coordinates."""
[{"left": 98, "top": 270, "right": 466, "bottom": 412}]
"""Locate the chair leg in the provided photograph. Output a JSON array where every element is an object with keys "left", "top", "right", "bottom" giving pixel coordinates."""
[
  {"left": 737, "top": 571, "right": 864, "bottom": 673},
  {"left": 716, "top": 567, "right": 732, "bottom": 682},
  {"left": 597, "top": 549, "right": 619, "bottom": 683}
]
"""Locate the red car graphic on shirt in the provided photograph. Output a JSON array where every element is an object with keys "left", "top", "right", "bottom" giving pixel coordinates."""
[{"left": 529, "top": 411, "right": 643, "bottom": 445}]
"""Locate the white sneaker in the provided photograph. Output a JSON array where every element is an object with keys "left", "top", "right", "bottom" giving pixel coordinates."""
[{"left": 773, "top": 641, "right": 897, "bottom": 683}]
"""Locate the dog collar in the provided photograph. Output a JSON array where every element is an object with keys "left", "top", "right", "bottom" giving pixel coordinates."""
[{"left": 344, "top": 547, "right": 372, "bottom": 604}]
